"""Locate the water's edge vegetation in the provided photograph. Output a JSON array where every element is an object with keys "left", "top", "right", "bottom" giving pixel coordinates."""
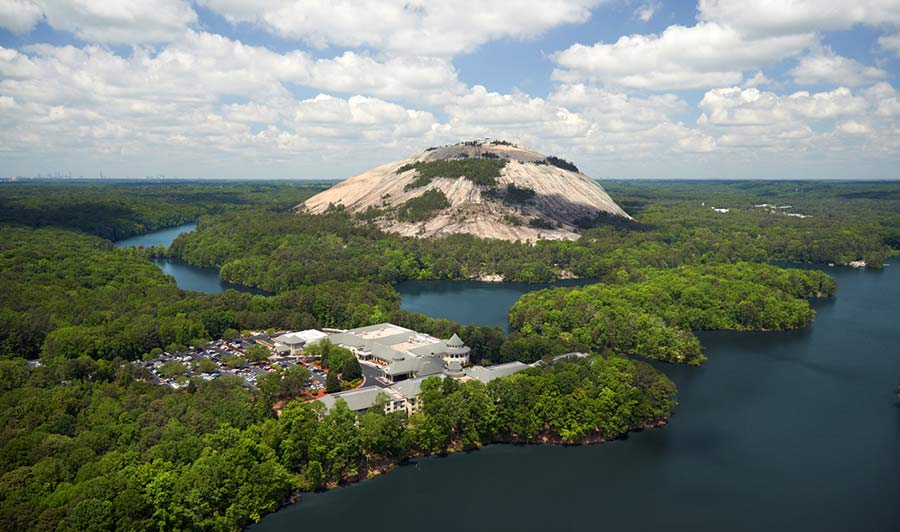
[{"left": 0, "top": 180, "right": 897, "bottom": 531}]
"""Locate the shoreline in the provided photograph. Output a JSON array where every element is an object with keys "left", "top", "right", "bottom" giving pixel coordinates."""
[{"left": 259, "top": 417, "right": 668, "bottom": 527}]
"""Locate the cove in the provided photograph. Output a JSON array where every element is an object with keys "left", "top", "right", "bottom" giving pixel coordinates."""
[
  {"left": 396, "top": 278, "right": 597, "bottom": 331},
  {"left": 113, "top": 223, "right": 198, "bottom": 248},
  {"left": 114, "top": 223, "right": 265, "bottom": 295},
  {"left": 253, "top": 265, "right": 900, "bottom": 532}
]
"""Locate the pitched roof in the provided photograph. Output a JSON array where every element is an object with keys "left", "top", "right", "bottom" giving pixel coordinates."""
[
  {"left": 407, "top": 340, "right": 449, "bottom": 357},
  {"left": 384, "top": 354, "right": 444, "bottom": 377},
  {"left": 390, "top": 374, "right": 445, "bottom": 398},
  {"left": 464, "top": 361, "right": 529, "bottom": 383},
  {"left": 318, "top": 387, "right": 391, "bottom": 412}
]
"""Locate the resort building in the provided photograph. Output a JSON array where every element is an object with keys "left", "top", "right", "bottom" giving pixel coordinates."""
[
  {"left": 388, "top": 375, "right": 444, "bottom": 414},
  {"left": 313, "top": 325, "right": 589, "bottom": 416},
  {"left": 317, "top": 374, "right": 444, "bottom": 415},
  {"left": 311, "top": 323, "right": 471, "bottom": 383},
  {"left": 462, "top": 361, "right": 530, "bottom": 383},
  {"left": 318, "top": 386, "right": 406, "bottom": 414},
  {"left": 273, "top": 329, "right": 329, "bottom": 355}
]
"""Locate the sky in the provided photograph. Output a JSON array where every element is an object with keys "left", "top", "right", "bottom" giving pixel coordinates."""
[{"left": 1, "top": 0, "right": 899, "bottom": 180}]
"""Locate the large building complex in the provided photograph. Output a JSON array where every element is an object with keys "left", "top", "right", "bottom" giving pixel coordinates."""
[
  {"left": 273, "top": 329, "right": 329, "bottom": 355},
  {"left": 318, "top": 361, "right": 532, "bottom": 415},
  {"left": 311, "top": 323, "right": 470, "bottom": 383},
  {"left": 311, "top": 322, "right": 536, "bottom": 414}
]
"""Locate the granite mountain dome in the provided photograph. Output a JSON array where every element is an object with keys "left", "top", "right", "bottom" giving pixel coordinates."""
[{"left": 298, "top": 141, "right": 631, "bottom": 241}]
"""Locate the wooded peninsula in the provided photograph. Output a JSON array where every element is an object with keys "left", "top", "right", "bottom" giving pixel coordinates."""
[{"left": 1, "top": 180, "right": 898, "bottom": 531}]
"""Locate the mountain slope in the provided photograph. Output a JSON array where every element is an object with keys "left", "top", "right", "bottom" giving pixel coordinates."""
[{"left": 299, "top": 140, "right": 631, "bottom": 241}]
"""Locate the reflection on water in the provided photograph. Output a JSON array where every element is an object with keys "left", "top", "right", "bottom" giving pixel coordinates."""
[
  {"left": 255, "top": 265, "right": 900, "bottom": 532},
  {"left": 113, "top": 223, "right": 197, "bottom": 248},
  {"left": 115, "top": 223, "right": 264, "bottom": 295},
  {"left": 397, "top": 278, "right": 597, "bottom": 331}
]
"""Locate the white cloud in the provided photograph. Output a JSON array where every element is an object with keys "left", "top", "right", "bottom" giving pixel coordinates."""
[
  {"left": 553, "top": 22, "right": 814, "bottom": 90},
  {"left": 199, "top": 0, "right": 604, "bottom": 56},
  {"left": 290, "top": 94, "right": 436, "bottom": 142},
  {"left": 3, "top": 31, "right": 894, "bottom": 180},
  {"left": 221, "top": 102, "right": 280, "bottom": 124},
  {"left": 446, "top": 86, "right": 564, "bottom": 127},
  {"left": 698, "top": 87, "right": 868, "bottom": 127},
  {"left": 790, "top": 47, "right": 887, "bottom": 86},
  {"left": 634, "top": 2, "right": 659, "bottom": 22},
  {"left": 0, "top": 38, "right": 440, "bottom": 171},
  {"left": 0, "top": 30, "right": 464, "bottom": 111},
  {"left": 548, "top": 83, "right": 686, "bottom": 131},
  {"left": 837, "top": 120, "right": 871, "bottom": 135},
  {"left": 5, "top": 0, "right": 199, "bottom": 43},
  {"left": 0, "top": 0, "right": 43, "bottom": 34},
  {"left": 305, "top": 52, "right": 464, "bottom": 104},
  {"left": 694, "top": 85, "right": 900, "bottom": 156},
  {"left": 879, "top": 33, "right": 900, "bottom": 56},
  {"left": 439, "top": 84, "right": 711, "bottom": 159},
  {"left": 742, "top": 71, "right": 772, "bottom": 88},
  {"left": 864, "top": 82, "right": 900, "bottom": 117},
  {"left": 698, "top": 0, "right": 900, "bottom": 37},
  {"left": 0, "top": 44, "right": 718, "bottom": 173},
  {"left": 1, "top": 3, "right": 898, "bottom": 180}
]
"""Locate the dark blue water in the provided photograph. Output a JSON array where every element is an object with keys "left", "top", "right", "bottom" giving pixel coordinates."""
[
  {"left": 254, "top": 265, "right": 900, "bottom": 532},
  {"left": 114, "top": 223, "right": 197, "bottom": 247},
  {"left": 114, "top": 224, "right": 264, "bottom": 295},
  {"left": 150, "top": 258, "right": 266, "bottom": 294},
  {"left": 397, "top": 278, "right": 597, "bottom": 331}
]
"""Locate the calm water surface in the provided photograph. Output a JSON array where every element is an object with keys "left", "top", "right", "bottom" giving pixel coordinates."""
[
  {"left": 254, "top": 265, "right": 900, "bottom": 532},
  {"left": 397, "top": 278, "right": 596, "bottom": 331},
  {"left": 114, "top": 223, "right": 264, "bottom": 294},
  {"left": 113, "top": 223, "right": 197, "bottom": 248}
]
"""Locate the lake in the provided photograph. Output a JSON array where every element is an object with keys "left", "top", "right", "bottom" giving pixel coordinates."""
[
  {"left": 117, "top": 225, "right": 900, "bottom": 531},
  {"left": 114, "top": 223, "right": 265, "bottom": 295},
  {"left": 113, "top": 223, "right": 198, "bottom": 248},
  {"left": 113, "top": 224, "right": 595, "bottom": 303},
  {"left": 397, "top": 278, "right": 597, "bottom": 331},
  {"left": 254, "top": 265, "right": 900, "bottom": 532}
]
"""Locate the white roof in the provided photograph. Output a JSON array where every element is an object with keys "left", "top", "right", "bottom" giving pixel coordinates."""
[{"left": 275, "top": 330, "right": 328, "bottom": 344}]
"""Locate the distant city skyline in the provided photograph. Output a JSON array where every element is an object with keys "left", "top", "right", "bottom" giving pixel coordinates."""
[{"left": 1, "top": 0, "right": 899, "bottom": 180}]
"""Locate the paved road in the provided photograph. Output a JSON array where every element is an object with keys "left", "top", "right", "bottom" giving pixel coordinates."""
[{"left": 360, "top": 362, "right": 389, "bottom": 388}]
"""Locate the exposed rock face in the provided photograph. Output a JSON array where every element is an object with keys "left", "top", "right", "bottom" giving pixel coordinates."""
[{"left": 299, "top": 141, "right": 631, "bottom": 241}]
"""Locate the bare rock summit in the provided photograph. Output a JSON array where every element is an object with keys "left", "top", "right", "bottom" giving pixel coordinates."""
[{"left": 298, "top": 140, "right": 631, "bottom": 241}]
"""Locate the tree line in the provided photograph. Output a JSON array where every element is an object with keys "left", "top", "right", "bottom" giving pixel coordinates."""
[
  {"left": 0, "top": 226, "right": 529, "bottom": 367},
  {"left": 509, "top": 263, "right": 836, "bottom": 365},
  {"left": 0, "top": 353, "right": 674, "bottom": 531},
  {"left": 0, "top": 181, "right": 326, "bottom": 241},
  {"left": 166, "top": 180, "right": 897, "bottom": 293}
]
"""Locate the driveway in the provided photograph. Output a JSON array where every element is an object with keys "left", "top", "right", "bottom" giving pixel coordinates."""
[{"left": 360, "top": 361, "right": 389, "bottom": 388}]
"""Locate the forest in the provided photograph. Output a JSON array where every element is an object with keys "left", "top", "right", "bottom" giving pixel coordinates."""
[
  {"left": 398, "top": 158, "right": 507, "bottom": 189},
  {"left": 509, "top": 263, "right": 836, "bottom": 365},
  {"left": 0, "top": 226, "right": 516, "bottom": 365},
  {"left": 167, "top": 180, "right": 899, "bottom": 292},
  {"left": 0, "top": 181, "right": 327, "bottom": 241},
  {"left": 1, "top": 179, "right": 898, "bottom": 531},
  {"left": 0, "top": 352, "right": 673, "bottom": 531}
]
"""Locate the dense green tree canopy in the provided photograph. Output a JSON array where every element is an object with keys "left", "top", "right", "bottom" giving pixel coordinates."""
[
  {"left": 167, "top": 181, "right": 897, "bottom": 293},
  {"left": 509, "top": 263, "right": 836, "bottom": 365},
  {"left": 0, "top": 226, "right": 403, "bottom": 361},
  {"left": 0, "top": 352, "right": 674, "bottom": 531},
  {"left": 0, "top": 182, "right": 326, "bottom": 241},
  {"left": 1, "top": 179, "right": 897, "bottom": 532}
]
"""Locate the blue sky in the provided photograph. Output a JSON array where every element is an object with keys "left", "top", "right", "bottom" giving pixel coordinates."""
[{"left": 1, "top": 0, "right": 899, "bottom": 180}]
